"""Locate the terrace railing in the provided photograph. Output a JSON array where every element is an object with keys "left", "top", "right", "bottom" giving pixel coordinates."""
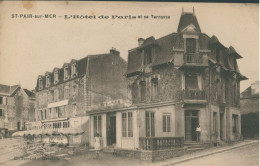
[
  {"left": 182, "top": 90, "right": 206, "bottom": 100},
  {"left": 139, "top": 137, "right": 184, "bottom": 150}
]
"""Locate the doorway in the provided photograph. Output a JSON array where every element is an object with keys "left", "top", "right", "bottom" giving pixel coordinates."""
[
  {"left": 185, "top": 110, "right": 199, "bottom": 141},
  {"left": 220, "top": 113, "right": 224, "bottom": 140},
  {"left": 107, "top": 116, "right": 116, "bottom": 146}
]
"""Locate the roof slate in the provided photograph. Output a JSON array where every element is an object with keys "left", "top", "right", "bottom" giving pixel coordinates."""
[{"left": 177, "top": 13, "right": 201, "bottom": 33}]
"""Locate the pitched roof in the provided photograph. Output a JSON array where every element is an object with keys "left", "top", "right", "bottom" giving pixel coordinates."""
[
  {"left": 0, "top": 84, "right": 20, "bottom": 96},
  {"left": 177, "top": 13, "right": 201, "bottom": 33},
  {"left": 24, "top": 89, "right": 35, "bottom": 98},
  {"left": 228, "top": 46, "right": 243, "bottom": 59},
  {"left": 126, "top": 33, "right": 177, "bottom": 76}
]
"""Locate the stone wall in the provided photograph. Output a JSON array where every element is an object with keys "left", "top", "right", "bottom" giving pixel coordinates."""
[
  {"left": 35, "top": 75, "right": 86, "bottom": 121},
  {"left": 114, "top": 148, "right": 187, "bottom": 162},
  {"left": 131, "top": 64, "right": 182, "bottom": 104}
]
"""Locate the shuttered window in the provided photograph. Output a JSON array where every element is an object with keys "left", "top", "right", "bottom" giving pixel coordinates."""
[
  {"left": 94, "top": 115, "right": 102, "bottom": 137},
  {"left": 122, "top": 112, "right": 133, "bottom": 137},
  {"left": 163, "top": 114, "right": 171, "bottom": 132},
  {"left": 145, "top": 111, "right": 155, "bottom": 137}
]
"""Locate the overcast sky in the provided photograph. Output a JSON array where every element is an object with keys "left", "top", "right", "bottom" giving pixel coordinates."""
[{"left": 0, "top": 2, "right": 258, "bottom": 92}]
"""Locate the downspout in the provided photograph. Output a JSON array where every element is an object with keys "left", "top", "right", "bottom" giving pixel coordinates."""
[
  {"left": 209, "top": 65, "right": 217, "bottom": 145},
  {"left": 209, "top": 67, "right": 212, "bottom": 145}
]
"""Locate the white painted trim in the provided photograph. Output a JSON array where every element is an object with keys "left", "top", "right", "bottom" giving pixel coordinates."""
[{"left": 47, "top": 100, "right": 69, "bottom": 109}]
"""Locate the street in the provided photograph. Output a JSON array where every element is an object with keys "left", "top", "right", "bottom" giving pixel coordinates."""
[{"left": 175, "top": 143, "right": 259, "bottom": 166}]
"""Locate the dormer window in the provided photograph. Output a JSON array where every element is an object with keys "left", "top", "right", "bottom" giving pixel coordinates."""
[
  {"left": 71, "top": 63, "right": 77, "bottom": 77},
  {"left": 64, "top": 66, "right": 69, "bottom": 80},
  {"left": 39, "top": 78, "right": 43, "bottom": 90},
  {"left": 144, "top": 48, "right": 152, "bottom": 65},
  {"left": 46, "top": 75, "right": 50, "bottom": 87},
  {"left": 54, "top": 71, "right": 59, "bottom": 84},
  {"left": 186, "top": 38, "right": 196, "bottom": 63}
]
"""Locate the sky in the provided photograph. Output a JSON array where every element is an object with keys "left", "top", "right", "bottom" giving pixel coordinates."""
[{"left": 0, "top": 1, "right": 258, "bottom": 92}]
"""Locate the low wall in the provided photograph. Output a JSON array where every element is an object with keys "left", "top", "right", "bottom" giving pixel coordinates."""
[{"left": 114, "top": 148, "right": 187, "bottom": 162}]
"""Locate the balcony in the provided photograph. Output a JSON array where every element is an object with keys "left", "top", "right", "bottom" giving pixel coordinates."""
[
  {"left": 182, "top": 90, "right": 207, "bottom": 104},
  {"left": 139, "top": 137, "right": 184, "bottom": 150},
  {"left": 180, "top": 53, "right": 208, "bottom": 70}
]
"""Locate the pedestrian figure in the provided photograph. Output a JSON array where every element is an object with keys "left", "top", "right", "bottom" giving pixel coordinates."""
[{"left": 196, "top": 125, "right": 201, "bottom": 142}]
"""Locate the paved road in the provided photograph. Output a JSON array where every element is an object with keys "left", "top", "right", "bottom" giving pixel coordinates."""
[{"left": 175, "top": 143, "right": 259, "bottom": 166}]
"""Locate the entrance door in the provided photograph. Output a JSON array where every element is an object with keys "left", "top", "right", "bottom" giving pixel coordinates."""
[
  {"left": 185, "top": 110, "right": 199, "bottom": 141},
  {"left": 108, "top": 116, "right": 116, "bottom": 145},
  {"left": 17, "top": 121, "right": 20, "bottom": 131},
  {"left": 220, "top": 113, "right": 224, "bottom": 140}
]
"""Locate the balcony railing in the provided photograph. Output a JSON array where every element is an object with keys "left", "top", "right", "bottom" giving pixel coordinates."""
[
  {"left": 139, "top": 137, "right": 184, "bottom": 150},
  {"left": 182, "top": 90, "right": 206, "bottom": 100},
  {"left": 185, "top": 53, "right": 202, "bottom": 64}
]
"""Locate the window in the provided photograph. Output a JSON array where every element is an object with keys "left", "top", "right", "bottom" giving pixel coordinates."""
[
  {"left": 44, "top": 109, "right": 47, "bottom": 119},
  {"left": 72, "top": 85, "right": 77, "bottom": 97},
  {"left": 140, "top": 81, "right": 146, "bottom": 102},
  {"left": 39, "top": 78, "right": 43, "bottom": 89},
  {"left": 151, "top": 78, "right": 159, "bottom": 100},
  {"left": 222, "top": 79, "right": 226, "bottom": 103},
  {"left": 216, "top": 79, "right": 220, "bottom": 101},
  {"left": 53, "top": 122, "right": 62, "bottom": 129},
  {"left": 40, "top": 110, "right": 43, "bottom": 120},
  {"left": 232, "top": 114, "right": 238, "bottom": 133},
  {"left": 48, "top": 90, "right": 54, "bottom": 103},
  {"left": 64, "top": 67, "right": 69, "bottom": 80},
  {"left": 71, "top": 63, "right": 77, "bottom": 76},
  {"left": 122, "top": 112, "right": 133, "bottom": 137},
  {"left": 144, "top": 48, "right": 152, "bottom": 65},
  {"left": 186, "top": 38, "right": 196, "bottom": 63},
  {"left": 56, "top": 107, "right": 62, "bottom": 118},
  {"left": 64, "top": 86, "right": 70, "bottom": 99},
  {"left": 46, "top": 75, "right": 50, "bottom": 87},
  {"left": 145, "top": 111, "right": 155, "bottom": 137},
  {"left": 233, "top": 83, "right": 237, "bottom": 105},
  {"left": 163, "top": 114, "right": 171, "bottom": 132},
  {"left": 54, "top": 90, "right": 59, "bottom": 102},
  {"left": 54, "top": 71, "right": 59, "bottom": 83},
  {"left": 0, "top": 97, "right": 2, "bottom": 104},
  {"left": 185, "top": 74, "right": 199, "bottom": 90},
  {"left": 63, "top": 121, "right": 69, "bottom": 128},
  {"left": 0, "top": 109, "right": 3, "bottom": 116},
  {"left": 94, "top": 115, "right": 102, "bottom": 137},
  {"left": 74, "top": 121, "right": 79, "bottom": 128},
  {"left": 213, "top": 112, "right": 217, "bottom": 133}
]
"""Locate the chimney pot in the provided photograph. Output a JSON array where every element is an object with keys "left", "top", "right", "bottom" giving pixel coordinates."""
[
  {"left": 138, "top": 38, "right": 145, "bottom": 46},
  {"left": 110, "top": 48, "right": 120, "bottom": 56}
]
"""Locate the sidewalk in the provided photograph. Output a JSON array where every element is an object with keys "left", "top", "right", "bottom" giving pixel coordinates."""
[{"left": 157, "top": 139, "right": 259, "bottom": 166}]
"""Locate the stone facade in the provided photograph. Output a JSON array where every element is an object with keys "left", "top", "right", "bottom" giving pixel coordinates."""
[
  {"left": 125, "top": 11, "right": 247, "bottom": 143},
  {"left": 0, "top": 84, "right": 35, "bottom": 137},
  {"left": 33, "top": 49, "right": 127, "bottom": 145}
]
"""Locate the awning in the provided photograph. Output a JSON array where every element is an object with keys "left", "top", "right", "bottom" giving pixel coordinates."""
[
  {"left": 60, "top": 128, "right": 84, "bottom": 135},
  {"left": 19, "top": 128, "right": 85, "bottom": 136},
  {"left": 12, "top": 131, "right": 23, "bottom": 137}
]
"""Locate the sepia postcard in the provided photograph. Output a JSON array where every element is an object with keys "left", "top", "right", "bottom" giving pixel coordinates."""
[{"left": 0, "top": 1, "right": 258, "bottom": 166}]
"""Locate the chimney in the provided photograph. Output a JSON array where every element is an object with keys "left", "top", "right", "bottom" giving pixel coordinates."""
[
  {"left": 110, "top": 47, "right": 120, "bottom": 56},
  {"left": 138, "top": 38, "right": 145, "bottom": 46}
]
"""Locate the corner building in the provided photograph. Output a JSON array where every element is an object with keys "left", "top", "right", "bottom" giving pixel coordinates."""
[{"left": 88, "top": 10, "right": 247, "bottom": 151}]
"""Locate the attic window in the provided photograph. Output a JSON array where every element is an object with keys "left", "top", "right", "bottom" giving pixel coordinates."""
[
  {"left": 144, "top": 48, "right": 152, "bottom": 65},
  {"left": 64, "top": 67, "right": 69, "bottom": 80},
  {"left": 54, "top": 71, "right": 59, "bottom": 83},
  {"left": 39, "top": 78, "right": 43, "bottom": 90},
  {"left": 71, "top": 63, "right": 77, "bottom": 77},
  {"left": 186, "top": 38, "right": 196, "bottom": 63},
  {"left": 46, "top": 75, "right": 50, "bottom": 87}
]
